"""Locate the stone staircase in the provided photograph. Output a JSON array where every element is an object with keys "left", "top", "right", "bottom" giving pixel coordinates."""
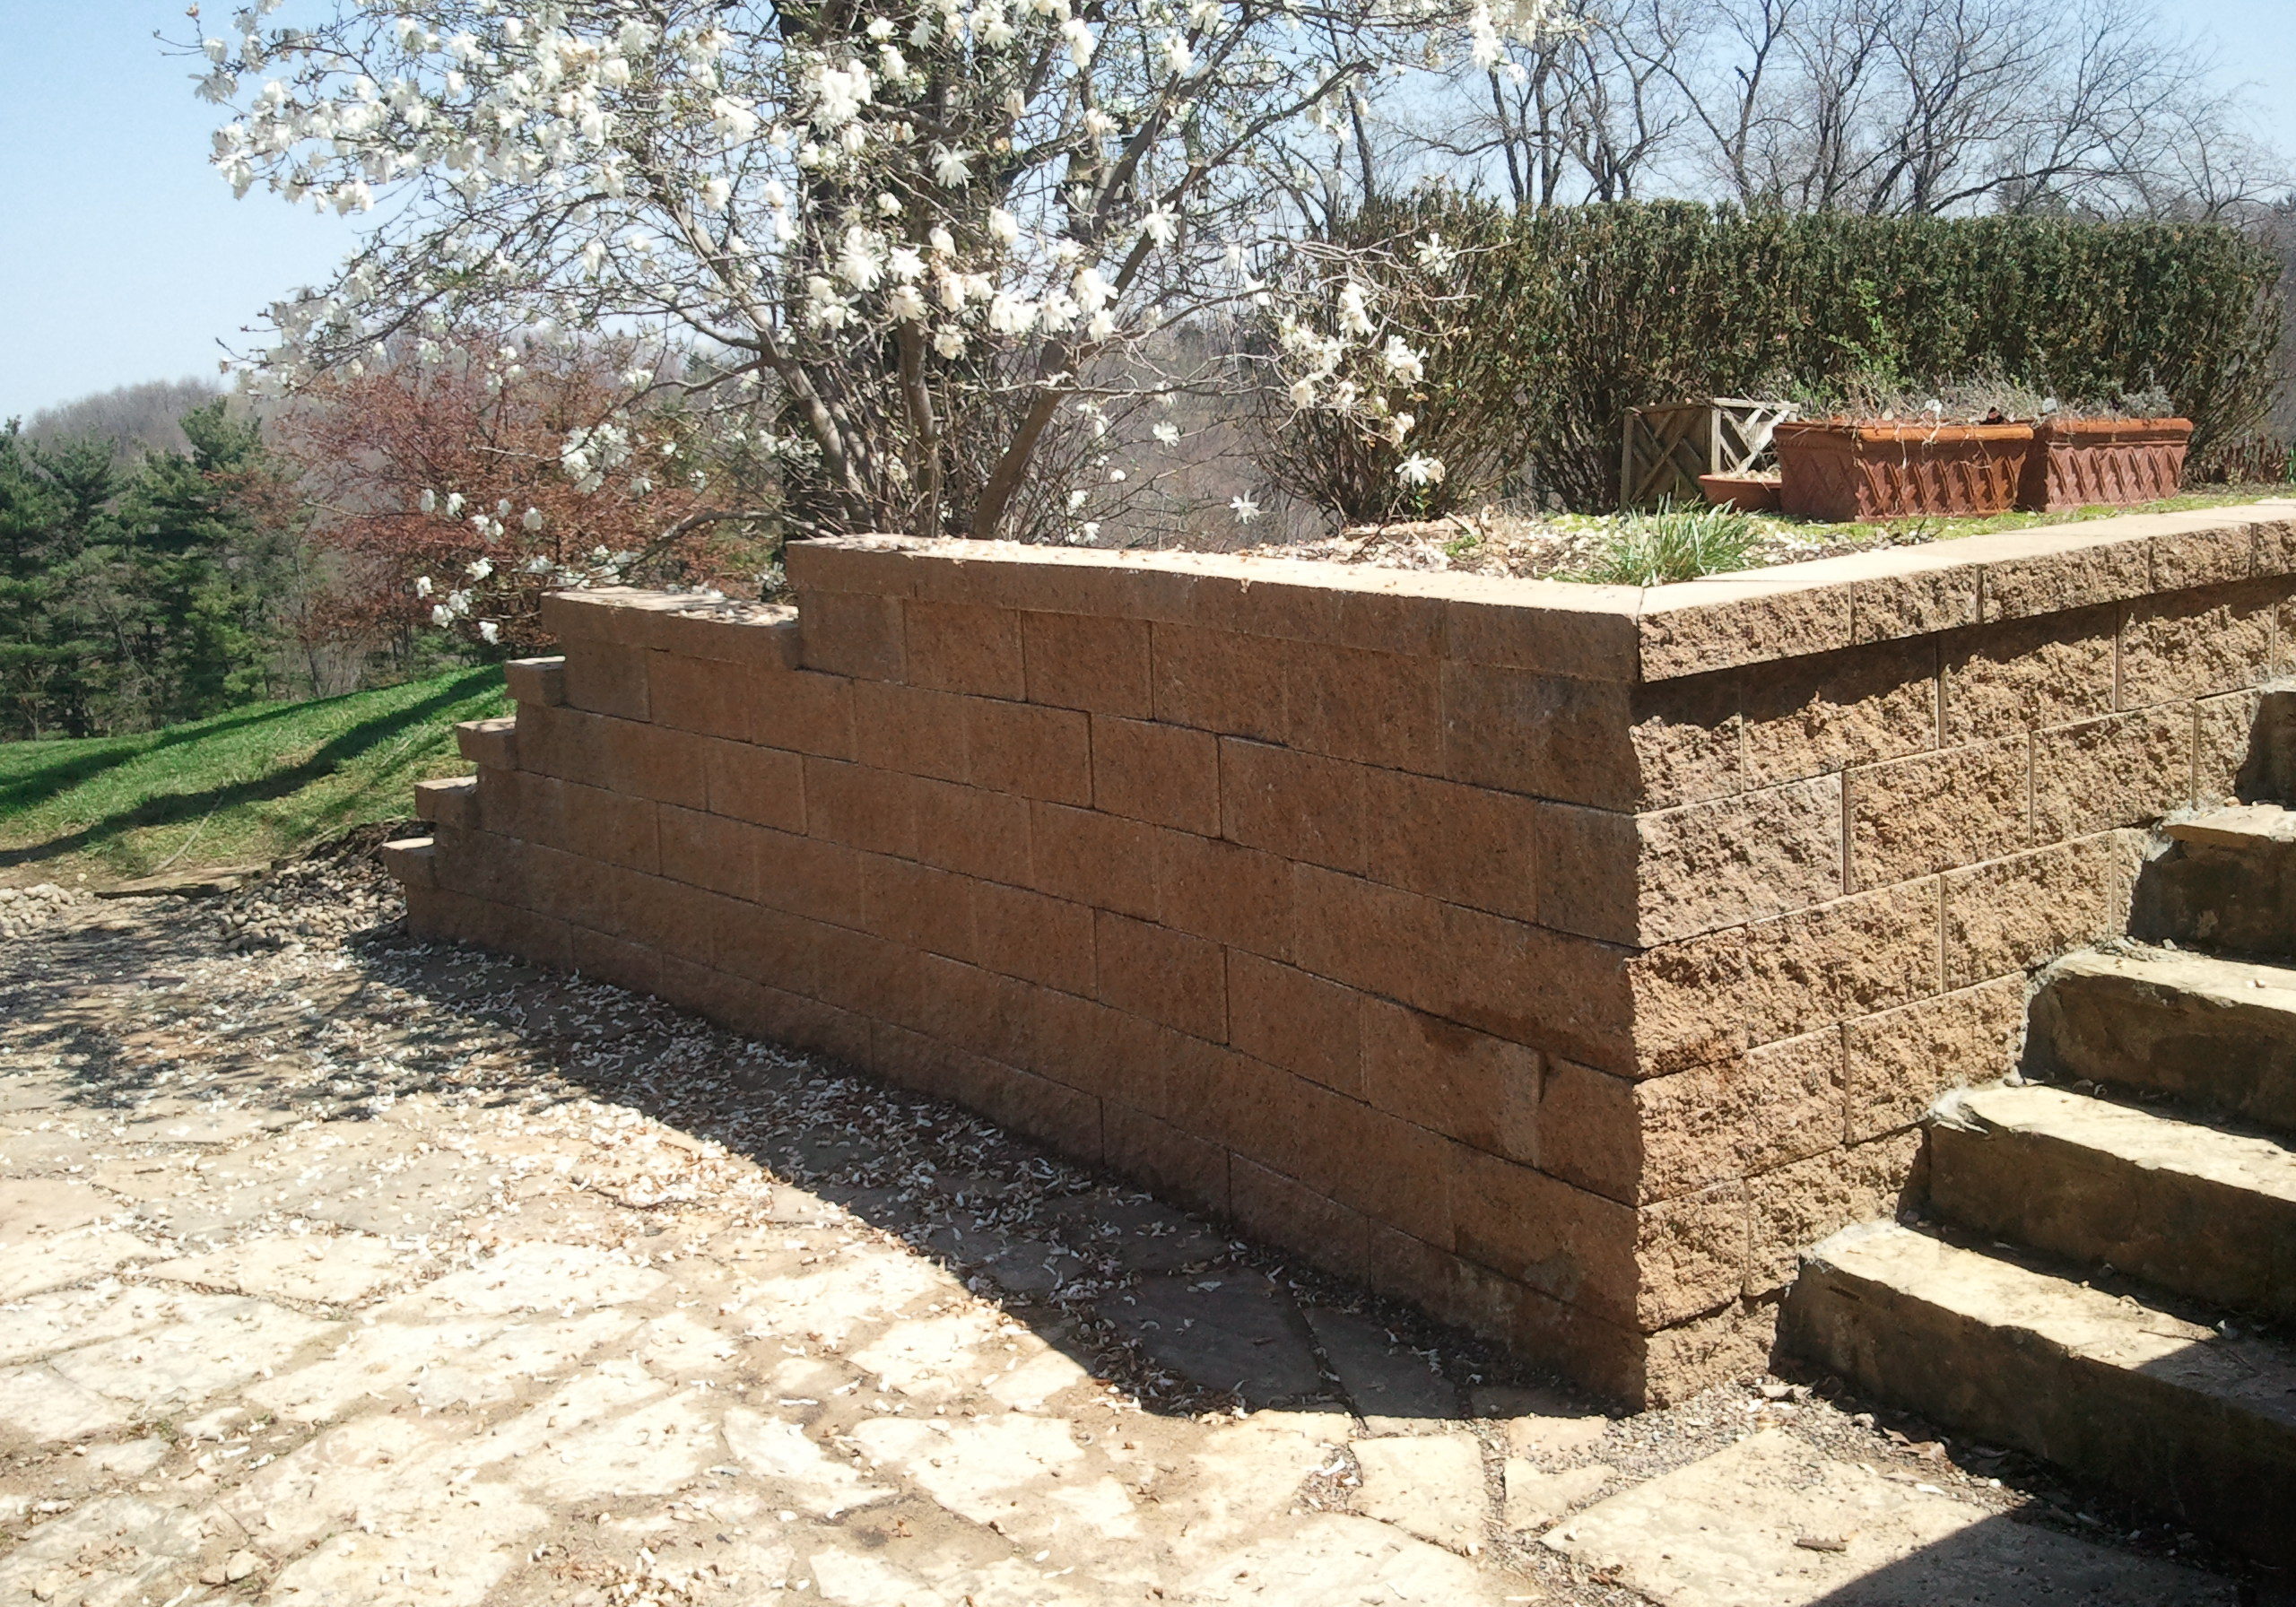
[{"left": 1786, "top": 804, "right": 2296, "bottom": 1570}]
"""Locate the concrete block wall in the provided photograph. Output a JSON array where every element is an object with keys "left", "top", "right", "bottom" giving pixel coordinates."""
[{"left": 388, "top": 502, "right": 2296, "bottom": 1405}]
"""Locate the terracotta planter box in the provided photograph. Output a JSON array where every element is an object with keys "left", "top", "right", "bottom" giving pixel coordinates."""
[
  {"left": 1773, "top": 421, "right": 2034, "bottom": 522},
  {"left": 1697, "top": 472, "right": 1781, "bottom": 514},
  {"left": 2018, "top": 417, "right": 2191, "bottom": 513}
]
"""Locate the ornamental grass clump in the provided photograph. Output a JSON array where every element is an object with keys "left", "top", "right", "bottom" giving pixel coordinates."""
[{"left": 1577, "top": 501, "right": 1756, "bottom": 586}]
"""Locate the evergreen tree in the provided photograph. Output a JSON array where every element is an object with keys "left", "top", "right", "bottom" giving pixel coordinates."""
[{"left": 0, "top": 423, "right": 121, "bottom": 738}]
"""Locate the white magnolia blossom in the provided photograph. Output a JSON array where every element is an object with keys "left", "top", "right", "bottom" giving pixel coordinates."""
[{"left": 188, "top": 0, "right": 1537, "bottom": 539}]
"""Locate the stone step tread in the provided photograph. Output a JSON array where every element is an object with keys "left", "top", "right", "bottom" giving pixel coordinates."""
[
  {"left": 2049, "top": 944, "right": 2296, "bottom": 1003},
  {"left": 1950, "top": 1085, "right": 2296, "bottom": 1205},
  {"left": 2163, "top": 804, "right": 2296, "bottom": 848},
  {"left": 1805, "top": 1221, "right": 2296, "bottom": 1425}
]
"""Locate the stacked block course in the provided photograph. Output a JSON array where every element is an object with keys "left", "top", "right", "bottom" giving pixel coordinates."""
[{"left": 388, "top": 503, "right": 2296, "bottom": 1404}]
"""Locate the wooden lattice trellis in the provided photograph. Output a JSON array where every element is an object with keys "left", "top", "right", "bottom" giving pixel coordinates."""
[{"left": 1620, "top": 397, "right": 1797, "bottom": 509}]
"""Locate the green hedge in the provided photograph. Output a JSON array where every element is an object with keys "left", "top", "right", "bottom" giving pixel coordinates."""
[{"left": 1271, "top": 201, "right": 2285, "bottom": 514}]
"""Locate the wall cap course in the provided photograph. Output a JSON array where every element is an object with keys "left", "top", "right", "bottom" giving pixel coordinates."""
[{"left": 761, "top": 501, "right": 2296, "bottom": 683}]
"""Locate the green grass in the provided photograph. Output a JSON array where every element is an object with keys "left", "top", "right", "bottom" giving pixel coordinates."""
[
  {"left": 1578, "top": 500, "right": 1759, "bottom": 585},
  {"left": 0, "top": 666, "right": 509, "bottom": 886}
]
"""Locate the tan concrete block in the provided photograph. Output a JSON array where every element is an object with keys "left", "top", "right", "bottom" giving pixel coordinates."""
[
  {"left": 647, "top": 651, "right": 752, "bottom": 741},
  {"left": 806, "top": 921, "right": 921, "bottom": 1021},
  {"left": 1638, "top": 573, "right": 1856, "bottom": 680},
  {"left": 1021, "top": 611, "right": 1152, "bottom": 717},
  {"left": 1294, "top": 866, "right": 1637, "bottom": 1073},
  {"left": 1285, "top": 641, "right": 1443, "bottom": 771},
  {"left": 647, "top": 603, "right": 802, "bottom": 669},
  {"left": 1451, "top": 1150, "right": 1739, "bottom": 1333},
  {"left": 2149, "top": 523, "right": 2257, "bottom": 591},
  {"left": 968, "top": 698, "right": 1091, "bottom": 804},
  {"left": 1847, "top": 740, "right": 2028, "bottom": 891},
  {"left": 1978, "top": 534, "right": 2151, "bottom": 621},
  {"left": 380, "top": 836, "right": 437, "bottom": 889},
  {"left": 473, "top": 766, "right": 561, "bottom": 847},
  {"left": 945, "top": 1049, "right": 1104, "bottom": 1167},
  {"left": 562, "top": 642, "right": 649, "bottom": 721},
  {"left": 1941, "top": 834, "right": 2117, "bottom": 989},
  {"left": 1093, "top": 715, "right": 1218, "bottom": 833},
  {"left": 1102, "top": 1102, "right": 1231, "bottom": 1217},
  {"left": 1094, "top": 911, "right": 1226, "bottom": 1041},
  {"left": 1641, "top": 776, "right": 1847, "bottom": 939},
  {"left": 1326, "top": 1104, "right": 1459, "bottom": 1252},
  {"left": 1535, "top": 803, "right": 1640, "bottom": 945},
  {"left": 1158, "top": 830, "right": 1292, "bottom": 959},
  {"left": 1230, "top": 1159, "right": 1371, "bottom": 1285},
  {"left": 571, "top": 925, "right": 663, "bottom": 995},
  {"left": 1940, "top": 606, "right": 2117, "bottom": 744},
  {"left": 1843, "top": 975, "right": 2026, "bottom": 1142},
  {"left": 503, "top": 656, "right": 566, "bottom": 707},
  {"left": 508, "top": 700, "right": 587, "bottom": 783},
  {"left": 413, "top": 777, "right": 478, "bottom": 832},
  {"left": 1744, "top": 1130, "right": 1922, "bottom": 1295},
  {"left": 2031, "top": 708, "right": 2192, "bottom": 841},
  {"left": 2195, "top": 691, "right": 2263, "bottom": 807},
  {"left": 712, "top": 899, "right": 822, "bottom": 996},
  {"left": 1443, "top": 579, "right": 1643, "bottom": 678},
  {"left": 2120, "top": 581, "right": 2274, "bottom": 708},
  {"left": 594, "top": 717, "right": 709, "bottom": 810},
  {"left": 456, "top": 717, "right": 518, "bottom": 769},
  {"left": 1638, "top": 1296, "right": 1780, "bottom": 1408},
  {"left": 1028, "top": 802, "right": 1163, "bottom": 921},
  {"left": 752, "top": 826, "right": 865, "bottom": 925},
  {"left": 802, "top": 758, "right": 919, "bottom": 857},
  {"left": 1739, "top": 638, "right": 1938, "bottom": 789},
  {"left": 1361, "top": 769, "right": 1539, "bottom": 924},
  {"left": 783, "top": 538, "right": 918, "bottom": 598},
  {"left": 796, "top": 588, "right": 906, "bottom": 681},
  {"left": 1441, "top": 665, "right": 1639, "bottom": 809},
  {"left": 1027, "top": 986, "right": 1188, "bottom": 1106},
  {"left": 1629, "top": 676, "right": 1749, "bottom": 810},
  {"left": 1629, "top": 880, "right": 1942, "bottom": 1072},
  {"left": 559, "top": 780, "right": 659, "bottom": 873},
  {"left": 905, "top": 952, "right": 1036, "bottom": 1070},
  {"left": 1149, "top": 622, "right": 1288, "bottom": 741},
  {"left": 859, "top": 855, "right": 975, "bottom": 961},
  {"left": 1635, "top": 1181, "right": 1752, "bottom": 1329},
  {"left": 657, "top": 804, "right": 760, "bottom": 900},
  {"left": 1227, "top": 952, "right": 1361, "bottom": 1096},
  {"left": 972, "top": 880, "right": 1095, "bottom": 995},
  {"left": 904, "top": 600, "right": 1025, "bottom": 698},
  {"left": 1219, "top": 738, "right": 1365, "bottom": 873},
  {"left": 704, "top": 739, "right": 805, "bottom": 833},
  {"left": 753, "top": 669, "right": 857, "bottom": 760},
  {"left": 1361, "top": 997, "right": 1540, "bottom": 1166},
  {"left": 912, "top": 777, "right": 1031, "bottom": 885},
  {"left": 853, "top": 680, "right": 971, "bottom": 783},
  {"left": 1542, "top": 1032, "right": 1842, "bottom": 1207}
]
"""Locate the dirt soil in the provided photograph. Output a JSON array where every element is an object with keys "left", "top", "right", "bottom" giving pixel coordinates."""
[
  {"left": 1238, "top": 509, "right": 1928, "bottom": 582},
  {"left": 0, "top": 839, "right": 2267, "bottom": 1605}
]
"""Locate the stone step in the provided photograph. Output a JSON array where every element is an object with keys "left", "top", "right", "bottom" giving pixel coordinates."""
[
  {"left": 2029, "top": 947, "right": 2296, "bottom": 1134},
  {"left": 2133, "top": 804, "right": 2296, "bottom": 958},
  {"left": 1929, "top": 1085, "right": 2296, "bottom": 1322},
  {"left": 1782, "top": 1220, "right": 2296, "bottom": 1568}
]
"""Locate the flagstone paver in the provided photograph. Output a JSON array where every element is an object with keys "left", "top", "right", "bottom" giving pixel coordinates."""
[{"left": 0, "top": 867, "right": 2257, "bottom": 1604}]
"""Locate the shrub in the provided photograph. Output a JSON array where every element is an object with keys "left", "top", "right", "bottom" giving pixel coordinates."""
[{"left": 1257, "top": 202, "right": 2285, "bottom": 513}]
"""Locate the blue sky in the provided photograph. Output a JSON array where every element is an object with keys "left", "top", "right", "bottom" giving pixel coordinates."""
[{"left": 4, "top": 0, "right": 2293, "bottom": 422}]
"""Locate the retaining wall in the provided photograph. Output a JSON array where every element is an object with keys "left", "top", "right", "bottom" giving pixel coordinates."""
[{"left": 387, "top": 501, "right": 2296, "bottom": 1403}]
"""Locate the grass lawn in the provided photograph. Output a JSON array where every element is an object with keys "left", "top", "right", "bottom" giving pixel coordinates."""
[{"left": 0, "top": 666, "right": 509, "bottom": 888}]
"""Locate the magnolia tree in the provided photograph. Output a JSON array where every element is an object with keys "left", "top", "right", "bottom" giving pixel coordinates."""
[{"left": 187, "top": 0, "right": 1568, "bottom": 550}]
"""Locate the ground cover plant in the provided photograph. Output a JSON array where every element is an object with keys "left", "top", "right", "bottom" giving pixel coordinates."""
[{"left": 0, "top": 665, "right": 504, "bottom": 885}]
